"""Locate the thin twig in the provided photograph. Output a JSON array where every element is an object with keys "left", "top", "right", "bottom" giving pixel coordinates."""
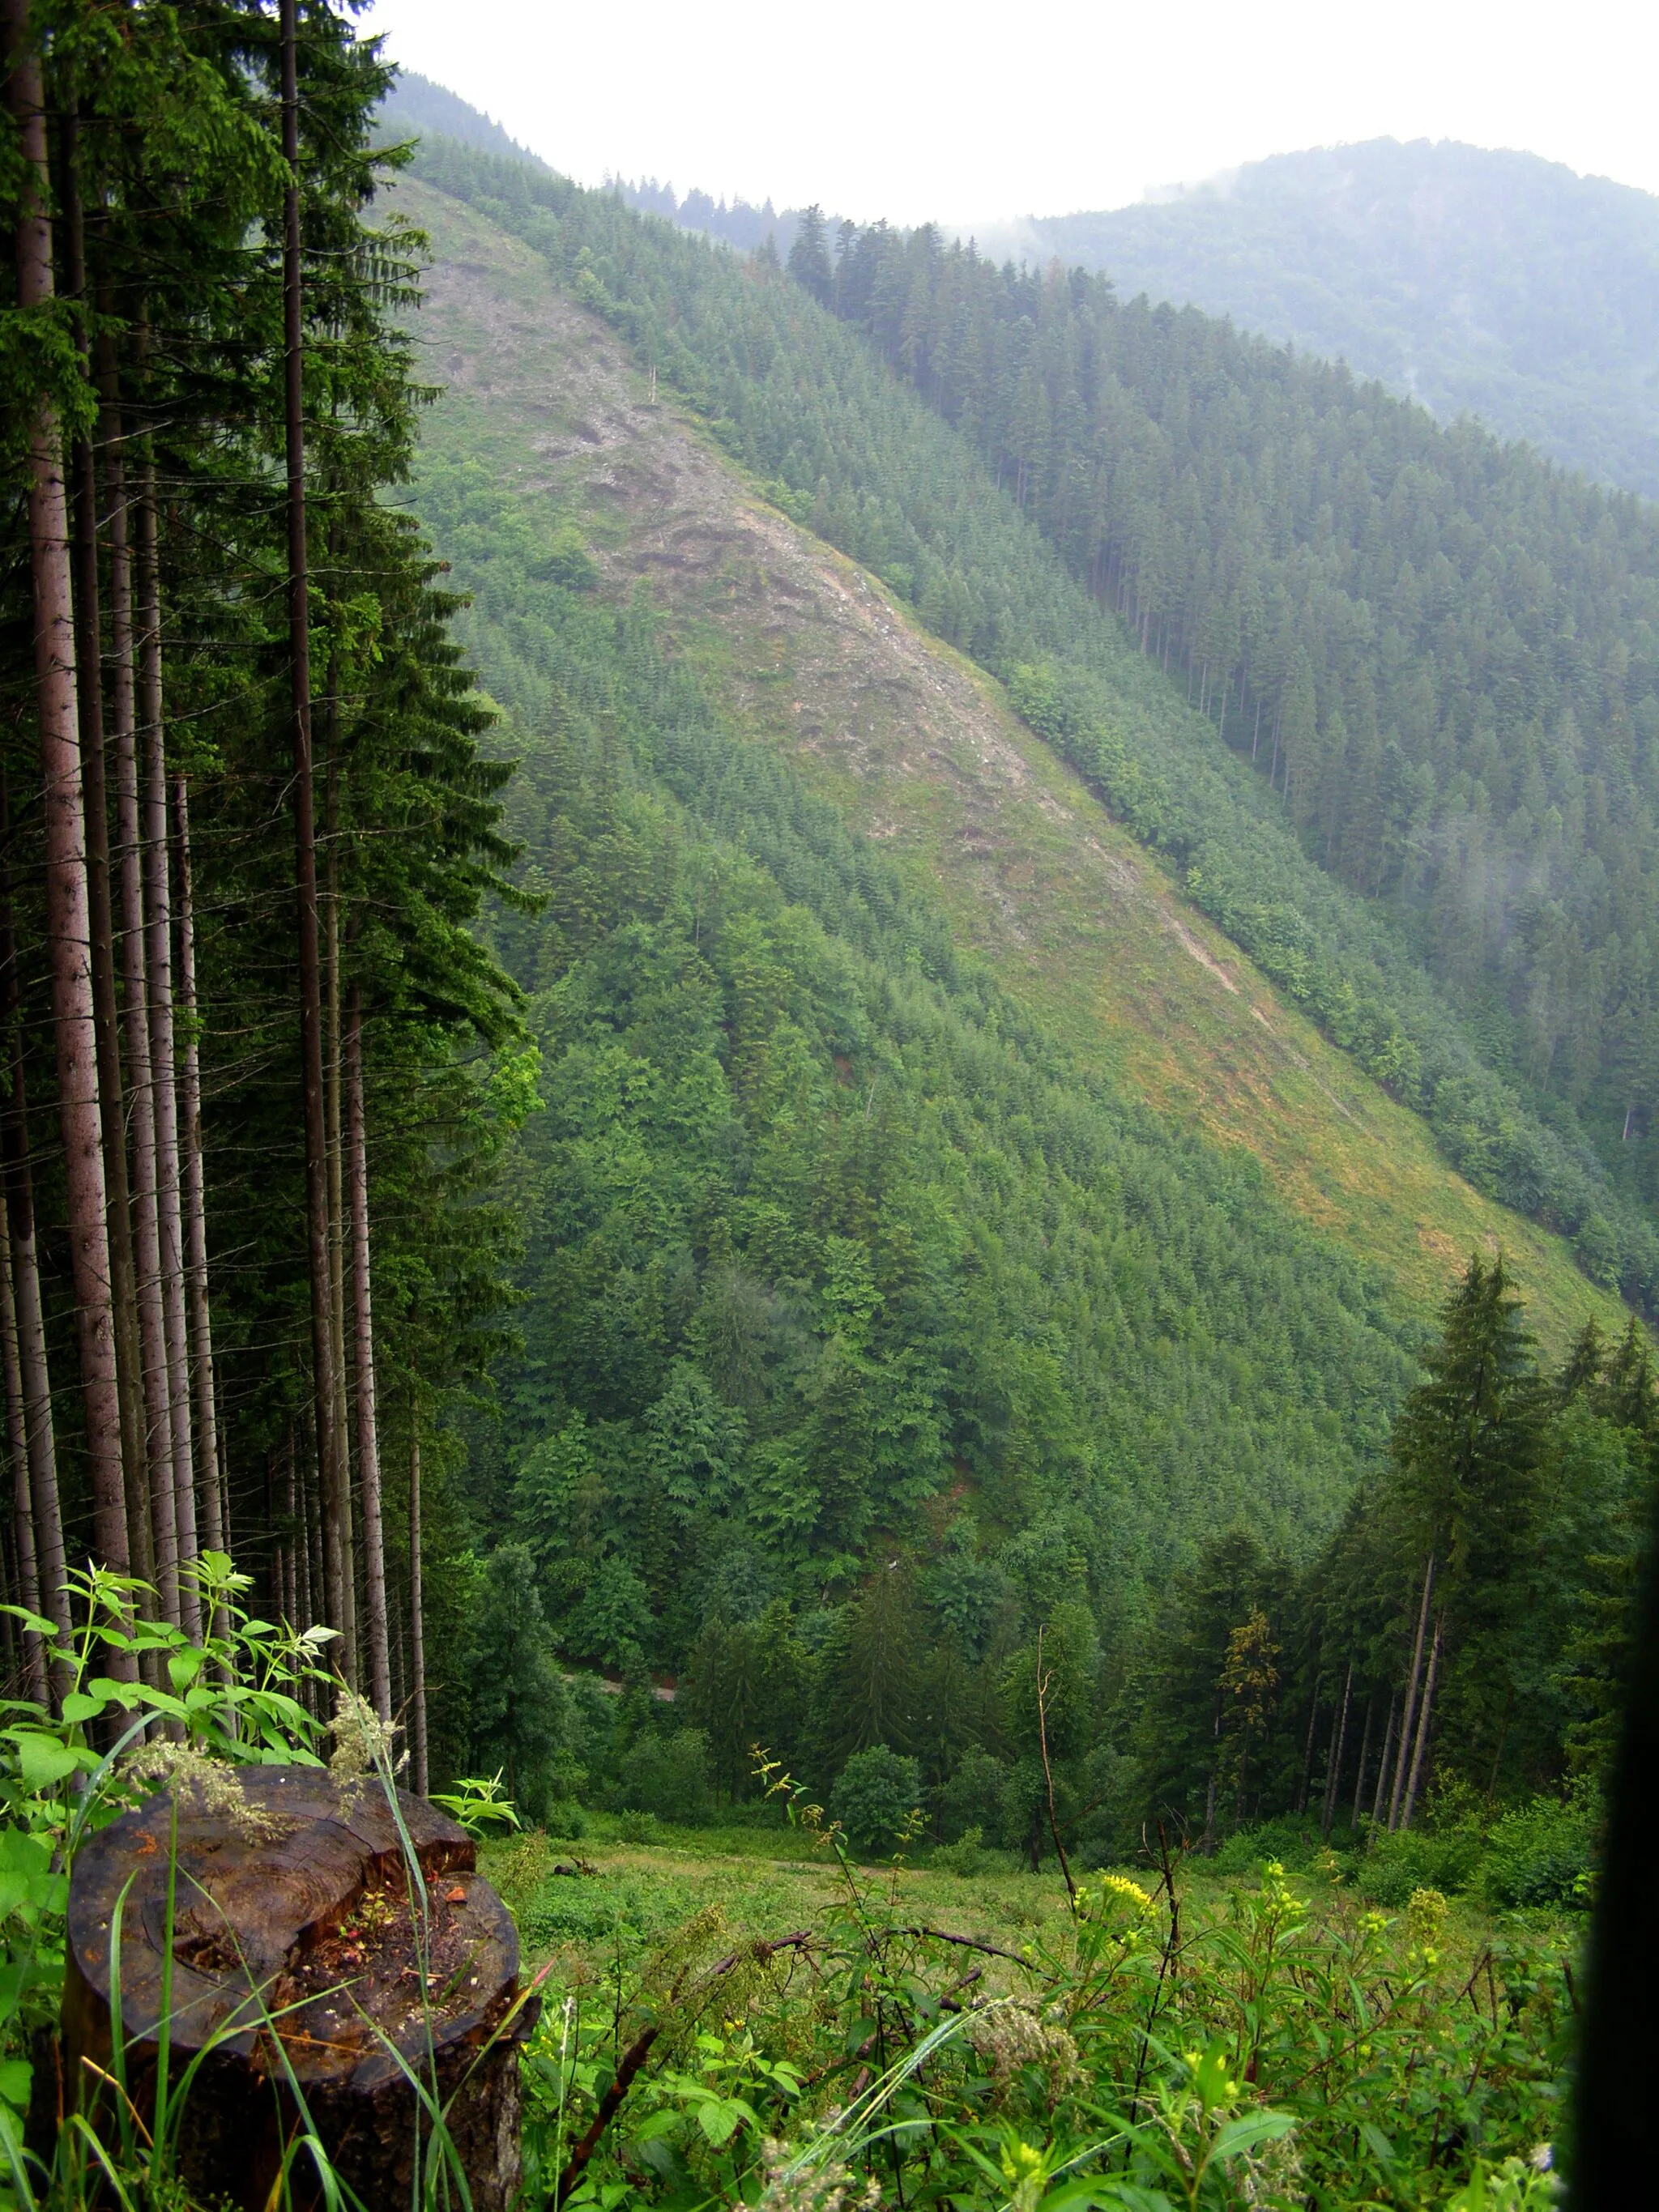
[
  {"left": 1128, "top": 1822, "right": 1183, "bottom": 2129},
  {"left": 1036, "top": 1624, "right": 1077, "bottom": 1907},
  {"left": 893, "top": 1926, "right": 1055, "bottom": 1977},
  {"left": 555, "top": 2022, "right": 659, "bottom": 2206},
  {"left": 552, "top": 1931, "right": 814, "bottom": 2203}
]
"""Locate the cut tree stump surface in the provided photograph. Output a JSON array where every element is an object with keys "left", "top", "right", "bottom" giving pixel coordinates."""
[{"left": 64, "top": 1767, "right": 533, "bottom": 2210}]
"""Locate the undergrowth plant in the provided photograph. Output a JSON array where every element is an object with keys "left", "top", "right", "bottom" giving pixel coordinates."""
[{"left": 514, "top": 1755, "right": 1572, "bottom": 2212}]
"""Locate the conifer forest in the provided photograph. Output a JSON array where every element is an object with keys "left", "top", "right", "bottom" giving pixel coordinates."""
[{"left": 0, "top": 6, "right": 1655, "bottom": 2207}]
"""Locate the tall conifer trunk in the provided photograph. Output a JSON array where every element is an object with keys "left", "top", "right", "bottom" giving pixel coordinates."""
[
  {"left": 280, "top": 1436, "right": 297, "bottom": 1626},
  {"left": 1321, "top": 1661, "right": 1352, "bottom": 1837},
  {"left": 2, "top": 0, "right": 128, "bottom": 1582},
  {"left": 1350, "top": 1694, "right": 1375, "bottom": 1832},
  {"left": 280, "top": 0, "right": 347, "bottom": 1647},
  {"left": 99, "top": 339, "right": 177, "bottom": 1623},
  {"left": 1388, "top": 1554, "right": 1435, "bottom": 1830},
  {"left": 1296, "top": 1675, "right": 1321, "bottom": 1813},
  {"left": 1367, "top": 1690, "right": 1397, "bottom": 1846},
  {"left": 63, "top": 147, "right": 151, "bottom": 1584},
  {"left": 1400, "top": 1613, "right": 1443, "bottom": 1831},
  {"left": 344, "top": 991, "right": 390, "bottom": 1719},
  {"left": 135, "top": 451, "right": 199, "bottom": 1636},
  {"left": 172, "top": 781, "right": 221, "bottom": 1553},
  {"left": 324, "top": 760, "right": 356, "bottom": 1679},
  {"left": 408, "top": 1417, "right": 429, "bottom": 1796},
  {"left": 0, "top": 1202, "right": 45, "bottom": 1706},
  {"left": 0, "top": 854, "right": 70, "bottom": 1664}
]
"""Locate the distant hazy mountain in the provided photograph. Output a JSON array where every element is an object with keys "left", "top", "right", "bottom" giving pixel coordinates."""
[
  {"left": 979, "top": 140, "right": 1659, "bottom": 498},
  {"left": 378, "top": 70, "right": 550, "bottom": 170},
  {"left": 377, "top": 90, "right": 1659, "bottom": 501}
]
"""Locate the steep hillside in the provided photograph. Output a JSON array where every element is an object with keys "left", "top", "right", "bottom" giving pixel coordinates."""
[
  {"left": 390, "top": 169, "right": 1625, "bottom": 1357},
  {"left": 399, "top": 133, "right": 1659, "bottom": 1308},
  {"left": 986, "top": 139, "right": 1659, "bottom": 499}
]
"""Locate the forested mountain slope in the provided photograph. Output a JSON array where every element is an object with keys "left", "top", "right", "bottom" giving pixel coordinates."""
[
  {"left": 390, "top": 172, "right": 1623, "bottom": 1356},
  {"left": 794, "top": 214, "right": 1659, "bottom": 1287},
  {"left": 401, "top": 129, "right": 1659, "bottom": 1321},
  {"left": 982, "top": 140, "right": 1659, "bottom": 499},
  {"left": 386, "top": 151, "right": 1640, "bottom": 1785}
]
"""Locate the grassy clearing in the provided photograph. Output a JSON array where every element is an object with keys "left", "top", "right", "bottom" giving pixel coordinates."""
[
  {"left": 488, "top": 1820, "right": 1077, "bottom": 1984},
  {"left": 483, "top": 1816, "right": 1540, "bottom": 1989},
  {"left": 487, "top": 1818, "right": 1575, "bottom": 2208}
]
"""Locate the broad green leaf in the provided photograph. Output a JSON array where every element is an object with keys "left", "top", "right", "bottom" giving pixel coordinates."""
[
  {"left": 168, "top": 1647, "right": 205, "bottom": 1690},
  {"left": 0, "top": 2060, "right": 29, "bottom": 2112},
  {"left": 695, "top": 2099, "right": 745, "bottom": 2146},
  {"left": 0, "top": 1607, "right": 58, "bottom": 1640},
  {"left": 1361, "top": 2123, "right": 1396, "bottom": 2167},
  {"left": 133, "top": 1689, "right": 188, "bottom": 1720},
  {"left": 0, "top": 1867, "right": 62, "bottom": 1924},
  {"left": 630, "top": 2109, "right": 681, "bottom": 2144},
  {"left": 88, "top": 1677, "right": 143, "bottom": 1709},
  {"left": 1041, "top": 2181, "right": 1153, "bottom": 2212},
  {"left": 1209, "top": 2110, "right": 1297, "bottom": 2163},
  {"left": 10, "top": 1733, "right": 83, "bottom": 1791},
  {"left": 0, "top": 1831, "right": 49, "bottom": 1876},
  {"left": 59, "top": 1690, "right": 108, "bottom": 1727}
]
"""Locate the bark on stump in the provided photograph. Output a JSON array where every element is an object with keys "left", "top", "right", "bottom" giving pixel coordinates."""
[{"left": 63, "top": 1767, "right": 535, "bottom": 2210}]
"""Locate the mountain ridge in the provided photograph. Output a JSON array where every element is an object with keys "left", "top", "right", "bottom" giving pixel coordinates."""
[{"left": 979, "top": 138, "right": 1659, "bottom": 497}]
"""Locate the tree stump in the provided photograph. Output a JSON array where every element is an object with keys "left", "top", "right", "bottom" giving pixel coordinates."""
[{"left": 63, "top": 1767, "right": 537, "bottom": 2211}]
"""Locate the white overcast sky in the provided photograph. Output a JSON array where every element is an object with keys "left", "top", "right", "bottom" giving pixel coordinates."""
[{"left": 367, "top": 0, "right": 1659, "bottom": 227}]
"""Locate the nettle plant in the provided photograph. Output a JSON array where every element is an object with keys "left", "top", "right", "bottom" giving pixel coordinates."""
[{"left": 0, "top": 1556, "right": 334, "bottom": 2154}]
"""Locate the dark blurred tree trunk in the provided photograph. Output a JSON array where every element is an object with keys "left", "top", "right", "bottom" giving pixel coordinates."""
[
  {"left": 63, "top": 138, "right": 151, "bottom": 1586},
  {"left": 0, "top": 1199, "right": 45, "bottom": 1705},
  {"left": 344, "top": 991, "right": 390, "bottom": 1719},
  {"left": 0, "top": 837, "right": 70, "bottom": 1679},
  {"left": 280, "top": 0, "right": 347, "bottom": 1650},
  {"left": 172, "top": 781, "right": 222, "bottom": 1554},
  {"left": 134, "top": 442, "right": 199, "bottom": 1639},
  {"left": 99, "top": 334, "right": 177, "bottom": 1627},
  {"left": 3, "top": 0, "right": 129, "bottom": 1585},
  {"left": 408, "top": 1416, "right": 429, "bottom": 1796},
  {"left": 1573, "top": 1481, "right": 1659, "bottom": 2205},
  {"left": 324, "top": 753, "right": 355, "bottom": 1680}
]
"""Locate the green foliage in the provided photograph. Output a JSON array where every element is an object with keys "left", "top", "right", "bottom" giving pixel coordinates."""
[
  {"left": 428, "top": 1771, "right": 522, "bottom": 1838},
  {"left": 0, "top": 1559, "right": 329, "bottom": 2187},
  {"left": 618, "top": 1728, "right": 714, "bottom": 1824},
  {"left": 516, "top": 1820, "right": 1572, "bottom": 2212},
  {"left": 1480, "top": 1789, "right": 1598, "bottom": 1912},
  {"left": 397, "top": 140, "right": 1653, "bottom": 1965},
  {"left": 404, "top": 129, "right": 1659, "bottom": 1302},
  {"left": 1014, "top": 139, "right": 1659, "bottom": 498},
  {"left": 828, "top": 1744, "right": 923, "bottom": 1856},
  {"left": 465, "top": 1543, "right": 574, "bottom": 1818},
  {"left": 928, "top": 1824, "right": 1009, "bottom": 1876},
  {"left": 409, "top": 352, "right": 1422, "bottom": 1783},
  {"left": 1357, "top": 1825, "right": 1487, "bottom": 1907}
]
